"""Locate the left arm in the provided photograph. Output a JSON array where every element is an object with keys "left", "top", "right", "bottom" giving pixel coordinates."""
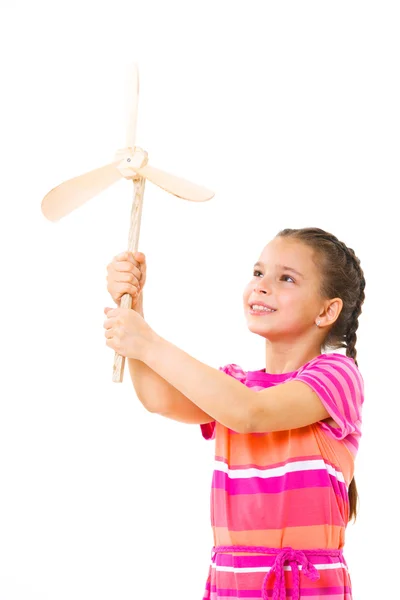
[
  {"left": 249, "top": 380, "right": 331, "bottom": 433},
  {"left": 143, "top": 336, "right": 331, "bottom": 434},
  {"left": 143, "top": 334, "right": 252, "bottom": 433}
]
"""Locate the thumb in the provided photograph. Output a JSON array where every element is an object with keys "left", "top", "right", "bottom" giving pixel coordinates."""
[{"left": 104, "top": 307, "right": 112, "bottom": 314}]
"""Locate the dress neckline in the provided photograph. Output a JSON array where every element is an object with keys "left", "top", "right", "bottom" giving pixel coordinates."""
[{"left": 245, "top": 352, "right": 330, "bottom": 382}]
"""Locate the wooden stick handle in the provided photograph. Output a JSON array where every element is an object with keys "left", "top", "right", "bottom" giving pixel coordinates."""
[{"left": 112, "top": 176, "right": 146, "bottom": 382}]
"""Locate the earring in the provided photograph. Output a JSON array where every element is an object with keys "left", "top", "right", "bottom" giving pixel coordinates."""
[{"left": 316, "top": 319, "right": 321, "bottom": 327}]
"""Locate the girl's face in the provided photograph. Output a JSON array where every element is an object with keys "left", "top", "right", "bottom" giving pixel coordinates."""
[{"left": 243, "top": 237, "right": 325, "bottom": 341}]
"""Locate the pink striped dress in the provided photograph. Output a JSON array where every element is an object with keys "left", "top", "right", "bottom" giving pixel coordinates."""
[{"left": 200, "top": 352, "right": 364, "bottom": 600}]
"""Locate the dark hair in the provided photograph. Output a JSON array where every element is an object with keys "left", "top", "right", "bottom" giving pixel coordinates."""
[{"left": 276, "top": 227, "right": 366, "bottom": 523}]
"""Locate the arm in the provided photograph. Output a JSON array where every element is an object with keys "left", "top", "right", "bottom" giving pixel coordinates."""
[
  {"left": 142, "top": 334, "right": 252, "bottom": 433},
  {"left": 248, "top": 380, "right": 332, "bottom": 433},
  {"left": 127, "top": 293, "right": 214, "bottom": 423},
  {"left": 248, "top": 354, "right": 363, "bottom": 436},
  {"left": 141, "top": 334, "right": 334, "bottom": 434}
]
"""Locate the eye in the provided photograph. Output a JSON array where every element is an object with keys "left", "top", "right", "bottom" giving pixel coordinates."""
[
  {"left": 253, "top": 270, "right": 295, "bottom": 283},
  {"left": 281, "top": 274, "right": 295, "bottom": 283}
]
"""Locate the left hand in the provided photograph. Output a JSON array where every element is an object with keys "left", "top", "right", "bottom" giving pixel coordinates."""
[{"left": 103, "top": 306, "right": 156, "bottom": 360}]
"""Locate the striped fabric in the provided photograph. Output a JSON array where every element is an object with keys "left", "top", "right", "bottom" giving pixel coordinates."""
[{"left": 200, "top": 352, "right": 364, "bottom": 599}]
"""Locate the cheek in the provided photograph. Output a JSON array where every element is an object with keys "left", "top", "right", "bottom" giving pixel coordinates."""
[
  {"left": 278, "top": 292, "right": 312, "bottom": 320},
  {"left": 281, "top": 292, "right": 317, "bottom": 319},
  {"left": 276, "top": 290, "right": 295, "bottom": 306},
  {"left": 244, "top": 282, "right": 253, "bottom": 297}
]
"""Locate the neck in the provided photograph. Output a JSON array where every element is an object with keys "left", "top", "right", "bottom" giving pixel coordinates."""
[{"left": 263, "top": 339, "right": 322, "bottom": 374}]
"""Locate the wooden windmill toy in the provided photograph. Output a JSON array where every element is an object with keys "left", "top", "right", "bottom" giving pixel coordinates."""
[{"left": 41, "top": 63, "right": 214, "bottom": 383}]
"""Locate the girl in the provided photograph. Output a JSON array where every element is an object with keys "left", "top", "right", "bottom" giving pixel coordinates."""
[{"left": 104, "top": 227, "right": 365, "bottom": 600}]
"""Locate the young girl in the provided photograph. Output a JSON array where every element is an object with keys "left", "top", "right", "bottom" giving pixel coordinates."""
[{"left": 104, "top": 226, "right": 365, "bottom": 600}]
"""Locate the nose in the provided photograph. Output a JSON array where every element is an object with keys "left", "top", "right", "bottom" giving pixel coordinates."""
[
  {"left": 255, "top": 283, "right": 267, "bottom": 294},
  {"left": 254, "top": 275, "right": 272, "bottom": 295}
]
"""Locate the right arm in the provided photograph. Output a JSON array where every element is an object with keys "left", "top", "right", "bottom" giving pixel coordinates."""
[{"left": 128, "top": 293, "right": 214, "bottom": 425}]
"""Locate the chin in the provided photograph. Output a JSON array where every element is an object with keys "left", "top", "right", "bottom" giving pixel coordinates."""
[{"left": 246, "top": 317, "right": 275, "bottom": 330}]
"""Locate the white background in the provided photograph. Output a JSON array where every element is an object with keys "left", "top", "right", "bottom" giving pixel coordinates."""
[{"left": 0, "top": 1, "right": 398, "bottom": 598}]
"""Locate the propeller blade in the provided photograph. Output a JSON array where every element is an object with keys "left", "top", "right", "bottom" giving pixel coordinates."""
[
  {"left": 135, "top": 164, "right": 214, "bottom": 202},
  {"left": 41, "top": 162, "right": 123, "bottom": 222},
  {"left": 125, "top": 62, "right": 139, "bottom": 149}
]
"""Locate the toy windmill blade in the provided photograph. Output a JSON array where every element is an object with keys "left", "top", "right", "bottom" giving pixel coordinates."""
[
  {"left": 135, "top": 163, "right": 215, "bottom": 202},
  {"left": 41, "top": 161, "right": 123, "bottom": 222},
  {"left": 125, "top": 62, "right": 139, "bottom": 149}
]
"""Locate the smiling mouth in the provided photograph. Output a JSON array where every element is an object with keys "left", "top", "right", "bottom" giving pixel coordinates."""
[{"left": 248, "top": 306, "right": 277, "bottom": 314}]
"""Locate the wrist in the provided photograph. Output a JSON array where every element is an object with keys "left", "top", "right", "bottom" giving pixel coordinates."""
[{"left": 142, "top": 328, "right": 162, "bottom": 365}]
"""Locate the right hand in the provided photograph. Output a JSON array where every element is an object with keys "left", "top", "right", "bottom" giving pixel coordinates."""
[{"left": 106, "top": 251, "right": 147, "bottom": 307}]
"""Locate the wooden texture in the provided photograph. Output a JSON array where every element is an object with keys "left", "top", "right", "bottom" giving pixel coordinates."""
[{"left": 112, "top": 175, "right": 146, "bottom": 383}]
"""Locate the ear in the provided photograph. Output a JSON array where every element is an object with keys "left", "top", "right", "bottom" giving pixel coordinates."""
[{"left": 318, "top": 298, "right": 343, "bottom": 328}]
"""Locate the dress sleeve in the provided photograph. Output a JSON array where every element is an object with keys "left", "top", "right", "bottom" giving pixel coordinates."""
[
  {"left": 295, "top": 353, "right": 364, "bottom": 440},
  {"left": 200, "top": 364, "right": 247, "bottom": 440}
]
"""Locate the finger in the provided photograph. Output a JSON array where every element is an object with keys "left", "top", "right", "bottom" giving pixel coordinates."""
[
  {"left": 122, "top": 251, "right": 145, "bottom": 263},
  {"left": 113, "top": 269, "right": 141, "bottom": 284},
  {"left": 103, "top": 318, "right": 113, "bottom": 330},
  {"left": 115, "top": 252, "right": 143, "bottom": 267},
  {"left": 106, "top": 335, "right": 122, "bottom": 353},
  {"left": 115, "top": 251, "right": 131, "bottom": 262},
  {"left": 115, "top": 283, "right": 139, "bottom": 298},
  {"left": 103, "top": 315, "right": 117, "bottom": 327},
  {"left": 113, "top": 260, "right": 138, "bottom": 273}
]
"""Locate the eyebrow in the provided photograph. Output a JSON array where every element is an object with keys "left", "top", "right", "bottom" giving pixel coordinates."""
[{"left": 253, "top": 262, "right": 304, "bottom": 278}]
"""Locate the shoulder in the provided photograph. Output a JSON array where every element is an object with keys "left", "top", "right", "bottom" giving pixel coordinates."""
[
  {"left": 299, "top": 352, "right": 357, "bottom": 369},
  {"left": 219, "top": 363, "right": 247, "bottom": 383},
  {"left": 296, "top": 352, "right": 365, "bottom": 413},
  {"left": 298, "top": 352, "right": 364, "bottom": 386}
]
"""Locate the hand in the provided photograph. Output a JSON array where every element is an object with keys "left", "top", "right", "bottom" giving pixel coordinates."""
[
  {"left": 103, "top": 306, "right": 156, "bottom": 360},
  {"left": 106, "top": 251, "right": 147, "bottom": 307}
]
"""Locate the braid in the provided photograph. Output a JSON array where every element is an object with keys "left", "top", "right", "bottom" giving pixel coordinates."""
[
  {"left": 332, "top": 240, "right": 366, "bottom": 367},
  {"left": 343, "top": 251, "right": 366, "bottom": 367}
]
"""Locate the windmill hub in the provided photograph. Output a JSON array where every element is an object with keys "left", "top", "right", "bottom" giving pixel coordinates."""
[{"left": 115, "top": 146, "right": 149, "bottom": 180}]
